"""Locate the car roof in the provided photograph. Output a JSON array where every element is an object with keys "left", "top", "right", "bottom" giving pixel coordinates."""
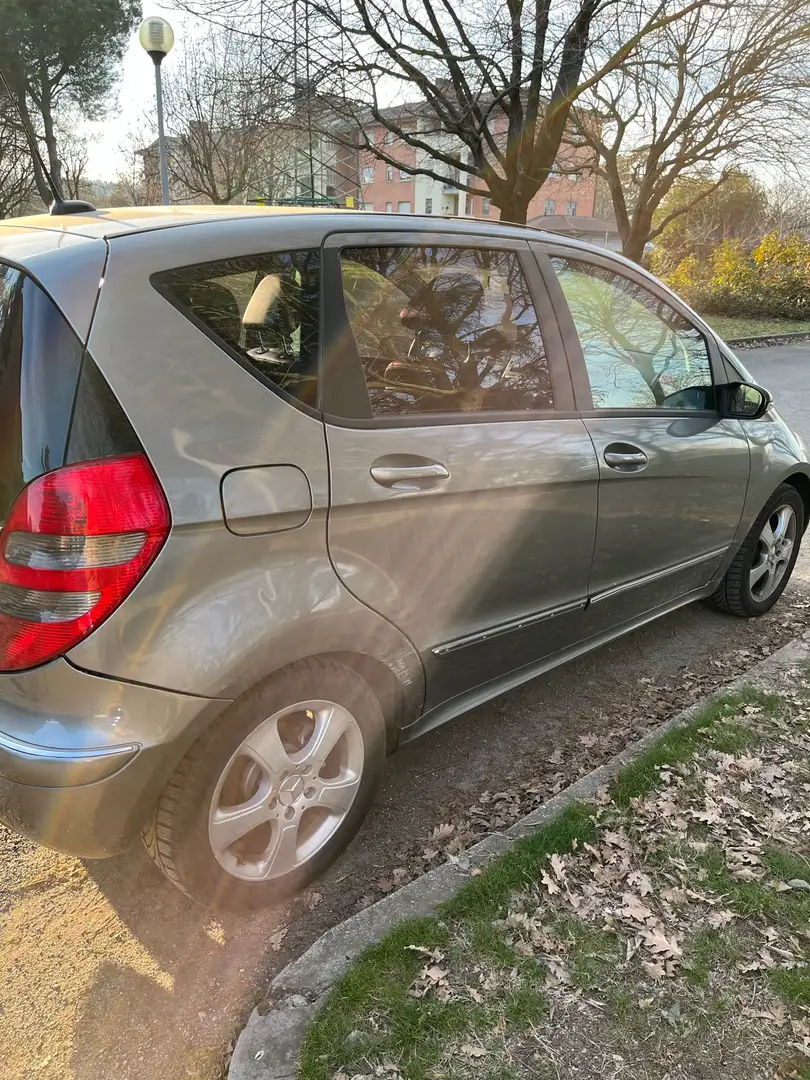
[{"left": 0, "top": 204, "right": 547, "bottom": 242}]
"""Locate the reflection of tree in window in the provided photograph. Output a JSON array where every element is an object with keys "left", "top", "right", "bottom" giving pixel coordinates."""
[
  {"left": 340, "top": 246, "right": 553, "bottom": 416},
  {"left": 551, "top": 258, "right": 713, "bottom": 410}
]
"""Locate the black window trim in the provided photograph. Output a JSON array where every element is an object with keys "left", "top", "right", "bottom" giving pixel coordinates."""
[
  {"left": 149, "top": 251, "right": 324, "bottom": 422},
  {"left": 319, "top": 229, "right": 575, "bottom": 427},
  {"left": 531, "top": 240, "right": 726, "bottom": 419}
]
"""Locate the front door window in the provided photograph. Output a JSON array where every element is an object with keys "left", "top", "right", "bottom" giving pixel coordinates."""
[{"left": 551, "top": 257, "right": 714, "bottom": 411}]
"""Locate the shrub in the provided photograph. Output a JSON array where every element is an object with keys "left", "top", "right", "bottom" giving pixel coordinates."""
[{"left": 658, "top": 232, "right": 810, "bottom": 320}]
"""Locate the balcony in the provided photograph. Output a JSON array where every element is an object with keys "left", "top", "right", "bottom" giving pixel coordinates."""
[{"left": 441, "top": 169, "right": 460, "bottom": 193}]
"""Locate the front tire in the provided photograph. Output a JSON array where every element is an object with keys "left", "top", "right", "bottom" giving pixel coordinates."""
[
  {"left": 712, "top": 483, "right": 804, "bottom": 617},
  {"left": 142, "top": 657, "right": 386, "bottom": 911}
]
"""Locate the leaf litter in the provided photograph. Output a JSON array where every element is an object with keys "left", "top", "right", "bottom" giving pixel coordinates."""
[{"left": 332, "top": 670, "right": 810, "bottom": 1080}]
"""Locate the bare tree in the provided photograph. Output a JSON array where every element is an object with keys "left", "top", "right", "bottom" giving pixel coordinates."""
[
  {"left": 58, "top": 124, "right": 90, "bottom": 200},
  {"left": 172, "top": 0, "right": 713, "bottom": 223},
  {"left": 574, "top": 0, "right": 810, "bottom": 261},
  {"left": 160, "top": 28, "right": 295, "bottom": 204},
  {"left": 0, "top": 106, "right": 35, "bottom": 217},
  {"left": 766, "top": 178, "right": 810, "bottom": 238},
  {"left": 292, "top": 0, "right": 717, "bottom": 223}
]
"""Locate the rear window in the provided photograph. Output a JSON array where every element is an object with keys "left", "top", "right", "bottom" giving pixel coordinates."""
[
  {"left": 0, "top": 264, "right": 84, "bottom": 523},
  {"left": 152, "top": 250, "right": 321, "bottom": 409}
]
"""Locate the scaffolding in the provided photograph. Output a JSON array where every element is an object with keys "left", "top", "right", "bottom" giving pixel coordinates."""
[{"left": 254, "top": 0, "right": 362, "bottom": 208}]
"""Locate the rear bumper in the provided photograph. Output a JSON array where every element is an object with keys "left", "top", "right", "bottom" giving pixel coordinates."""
[{"left": 0, "top": 659, "right": 229, "bottom": 858}]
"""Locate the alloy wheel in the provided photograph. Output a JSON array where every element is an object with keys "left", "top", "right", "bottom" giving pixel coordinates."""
[
  {"left": 749, "top": 503, "right": 796, "bottom": 602},
  {"left": 208, "top": 699, "right": 364, "bottom": 882}
]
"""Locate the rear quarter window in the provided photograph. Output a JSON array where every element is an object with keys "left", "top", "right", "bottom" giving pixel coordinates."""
[
  {"left": 152, "top": 250, "right": 321, "bottom": 409},
  {"left": 0, "top": 264, "right": 84, "bottom": 522}
]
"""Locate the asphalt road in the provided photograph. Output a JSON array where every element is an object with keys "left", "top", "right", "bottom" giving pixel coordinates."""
[
  {"left": 1, "top": 343, "right": 809, "bottom": 1080},
  {"left": 743, "top": 342, "right": 810, "bottom": 439}
]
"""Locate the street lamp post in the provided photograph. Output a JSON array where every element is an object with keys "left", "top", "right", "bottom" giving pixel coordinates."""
[{"left": 138, "top": 16, "right": 175, "bottom": 206}]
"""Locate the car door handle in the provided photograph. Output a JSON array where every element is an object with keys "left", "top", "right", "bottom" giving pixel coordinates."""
[
  {"left": 603, "top": 445, "right": 648, "bottom": 472},
  {"left": 369, "top": 463, "right": 450, "bottom": 487}
]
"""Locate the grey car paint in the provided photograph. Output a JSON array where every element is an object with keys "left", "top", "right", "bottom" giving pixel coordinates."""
[
  {"left": 0, "top": 207, "right": 808, "bottom": 861},
  {"left": 0, "top": 224, "right": 106, "bottom": 341},
  {"left": 0, "top": 657, "right": 228, "bottom": 856}
]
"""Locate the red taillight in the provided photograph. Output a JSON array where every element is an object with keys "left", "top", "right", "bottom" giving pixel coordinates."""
[{"left": 0, "top": 454, "right": 170, "bottom": 671}]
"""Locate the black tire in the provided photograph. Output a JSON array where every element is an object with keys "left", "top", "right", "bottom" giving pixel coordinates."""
[
  {"left": 142, "top": 657, "right": 386, "bottom": 912},
  {"left": 712, "top": 483, "right": 804, "bottom": 617}
]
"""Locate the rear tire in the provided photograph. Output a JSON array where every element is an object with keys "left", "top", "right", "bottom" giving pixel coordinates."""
[
  {"left": 142, "top": 657, "right": 386, "bottom": 912},
  {"left": 712, "top": 484, "right": 803, "bottom": 617}
]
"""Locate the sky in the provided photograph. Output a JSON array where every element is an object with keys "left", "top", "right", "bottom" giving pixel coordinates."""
[{"left": 84, "top": 5, "right": 191, "bottom": 181}]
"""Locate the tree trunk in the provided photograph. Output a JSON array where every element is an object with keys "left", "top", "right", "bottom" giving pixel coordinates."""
[
  {"left": 40, "top": 90, "right": 63, "bottom": 196},
  {"left": 495, "top": 192, "right": 534, "bottom": 225},
  {"left": 622, "top": 233, "right": 648, "bottom": 264}
]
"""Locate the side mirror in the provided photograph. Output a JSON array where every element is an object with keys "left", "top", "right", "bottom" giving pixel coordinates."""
[{"left": 719, "top": 381, "right": 772, "bottom": 421}]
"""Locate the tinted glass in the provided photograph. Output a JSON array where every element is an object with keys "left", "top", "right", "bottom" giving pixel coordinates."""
[
  {"left": 340, "top": 246, "right": 553, "bottom": 416},
  {"left": 552, "top": 257, "right": 714, "bottom": 410},
  {"left": 66, "top": 354, "right": 141, "bottom": 465},
  {"left": 0, "top": 264, "right": 84, "bottom": 523},
  {"left": 153, "top": 250, "right": 320, "bottom": 408}
]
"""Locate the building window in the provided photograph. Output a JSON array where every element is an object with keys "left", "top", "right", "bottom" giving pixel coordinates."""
[
  {"left": 567, "top": 201, "right": 577, "bottom": 217},
  {"left": 398, "top": 201, "right": 412, "bottom": 214},
  {"left": 386, "top": 165, "right": 394, "bottom": 182},
  {"left": 465, "top": 193, "right": 473, "bottom": 215},
  {"left": 362, "top": 166, "right": 374, "bottom": 184},
  {"left": 481, "top": 197, "right": 491, "bottom": 216},
  {"left": 544, "top": 199, "right": 556, "bottom": 216},
  {"left": 549, "top": 163, "right": 561, "bottom": 179},
  {"left": 385, "top": 202, "right": 393, "bottom": 213},
  {"left": 399, "top": 169, "right": 411, "bottom": 181},
  {"left": 425, "top": 198, "right": 433, "bottom": 214},
  {"left": 385, "top": 130, "right": 395, "bottom": 145}
]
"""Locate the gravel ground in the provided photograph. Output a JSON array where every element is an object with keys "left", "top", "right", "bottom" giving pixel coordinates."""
[{"left": 0, "top": 344, "right": 807, "bottom": 1080}]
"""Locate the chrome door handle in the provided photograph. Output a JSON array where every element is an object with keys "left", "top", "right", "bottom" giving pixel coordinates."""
[
  {"left": 604, "top": 446, "right": 648, "bottom": 471},
  {"left": 370, "top": 463, "right": 450, "bottom": 487}
]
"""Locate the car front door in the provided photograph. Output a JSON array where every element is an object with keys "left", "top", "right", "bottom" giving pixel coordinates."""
[
  {"left": 534, "top": 244, "right": 751, "bottom": 639},
  {"left": 321, "top": 230, "right": 600, "bottom": 713}
]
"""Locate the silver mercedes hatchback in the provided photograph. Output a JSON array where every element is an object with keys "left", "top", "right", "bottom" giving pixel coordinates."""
[{"left": 0, "top": 205, "right": 805, "bottom": 910}]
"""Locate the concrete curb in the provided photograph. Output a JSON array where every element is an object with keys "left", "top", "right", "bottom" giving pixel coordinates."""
[
  {"left": 726, "top": 331, "right": 810, "bottom": 349},
  {"left": 228, "top": 632, "right": 810, "bottom": 1080}
]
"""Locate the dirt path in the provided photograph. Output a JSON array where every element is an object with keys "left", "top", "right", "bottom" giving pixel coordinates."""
[{"left": 2, "top": 558, "right": 810, "bottom": 1080}]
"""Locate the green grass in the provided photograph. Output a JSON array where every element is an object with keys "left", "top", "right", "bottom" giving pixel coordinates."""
[
  {"left": 699, "top": 314, "right": 810, "bottom": 341},
  {"left": 610, "top": 688, "right": 777, "bottom": 809},
  {"left": 683, "top": 927, "right": 746, "bottom": 987},
  {"left": 298, "top": 687, "right": 787, "bottom": 1080},
  {"left": 770, "top": 967, "right": 810, "bottom": 1007}
]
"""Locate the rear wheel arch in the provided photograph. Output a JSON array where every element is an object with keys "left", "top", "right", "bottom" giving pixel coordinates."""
[{"left": 324, "top": 650, "right": 419, "bottom": 754}]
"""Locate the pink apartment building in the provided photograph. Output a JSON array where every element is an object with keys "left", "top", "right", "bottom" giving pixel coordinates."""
[{"left": 355, "top": 115, "right": 598, "bottom": 223}]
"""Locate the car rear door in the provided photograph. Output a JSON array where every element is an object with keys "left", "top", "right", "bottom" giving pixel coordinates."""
[
  {"left": 321, "top": 229, "right": 600, "bottom": 713},
  {"left": 533, "top": 241, "right": 750, "bottom": 638}
]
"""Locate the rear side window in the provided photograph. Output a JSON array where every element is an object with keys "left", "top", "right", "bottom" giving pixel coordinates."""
[
  {"left": 153, "top": 250, "right": 321, "bottom": 408},
  {"left": 339, "top": 245, "right": 553, "bottom": 417},
  {"left": 0, "top": 264, "right": 84, "bottom": 523}
]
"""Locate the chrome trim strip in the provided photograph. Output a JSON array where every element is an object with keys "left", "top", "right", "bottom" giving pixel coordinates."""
[
  {"left": 433, "top": 598, "right": 586, "bottom": 656},
  {"left": 589, "top": 547, "right": 729, "bottom": 605},
  {"left": 0, "top": 730, "right": 139, "bottom": 788}
]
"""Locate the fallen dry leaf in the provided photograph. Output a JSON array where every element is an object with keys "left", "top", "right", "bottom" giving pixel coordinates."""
[
  {"left": 269, "top": 927, "right": 288, "bottom": 951},
  {"left": 461, "top": 1044, "right": 488, "bottom": 1058}
]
